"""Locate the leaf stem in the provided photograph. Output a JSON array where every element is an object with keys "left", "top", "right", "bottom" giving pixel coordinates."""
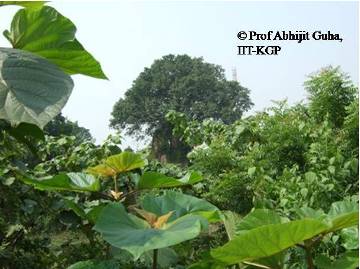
[
  {"left": 113, "top": 175, "right": 118, "bottom": 193},
  {"left": 304, "top": 246, "right": 314, "bottom": 269},
  {"left": 152, "top": 249, "right": 158, "bottom": 269}
]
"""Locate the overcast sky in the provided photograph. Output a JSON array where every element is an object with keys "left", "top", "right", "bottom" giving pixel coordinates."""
[{"left": 0, "top": 1, "right": 358, "bottom": 149}]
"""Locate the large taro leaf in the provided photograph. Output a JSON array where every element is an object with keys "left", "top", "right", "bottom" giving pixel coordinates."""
[
  {"left": 234, "top": 209, "right": 288, "bottom": 269},
  {"left": 210, "top": 218, "right": 330, "bottom": 265},
  {"left": 4, "top": 6, "right": 107, "bottom": 79},
  {"left": 326, "top": 200, "right": 359, "bottom": 232},
  {"left": 94, "top": 202, "right": 207, "bottom": 259},
  {"left": 0, "top": 48, "right": 73, "bottom": 127},
  {"left": 138, "top": 171, "right": 203, "bottom": 189},
  {"left": 235, "top": 209, "right": 288, "bottom": 235},
  {"left": 208, "top": 201, "right": 359, "bottom": 267},
  {"left": 18, "top": 172, "right": 100, "bottom": 192},
  {"left": 88, "top": 152, "right": 147, "bottom": 177},
  {"left": 141, "top": 191, "right": 222, "bottom": 223}
]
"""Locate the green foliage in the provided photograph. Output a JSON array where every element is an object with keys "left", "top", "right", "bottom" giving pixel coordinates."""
[
  {"left": 138, "top": 171, "right": 202, "bottom": 189},
  {"left": 67, "top": 259, "right": 120, "bottom": 269},
  {"left": 44, "top": 114, "right": 93, "bottom": 143},
  {"left": 88, "top": 151, "right": 147, "bottom": 177},
  {"left": 17, "top": 172, "right": 100, "bottom": 192},
  {"left": 110, "top": 54, "right": 252, "bottom": 162},
  {"left": 110, "top": 54, "right": 252, "bottom": 134},
  {"left": 33, "top": 134, "right": 121, "bottom": 176},
  {"left": 212, "top": 218, "right": 328, "bottom": 266},
  {"left": 94, "top": 191, "right": 218, "bottom": 259},
  {"left": 0, "top": 2, "right": 357, "bottom": 267},
  {"left": 192, "top": 200, "right": 358, "bottom": 268},
  {"left": 315, "top": 251, "right": 358, "bottom": 269},
  {"left": 305, "top": 66, "right": 356, "bottom": 127},
  {"left": 343, "top": 98, "right": 359, "bottom": 154},
  {"left": 141, "top": 191, "right": 221, "bottom": 223},
  {"left": 4, "top": 5, "right": 107, "bottom": 79},
  {"left": 170, "top": 98, "right": 358, "bottom": 214},
  {"left": 0, "top": 121, "right": 45, "bottom": 155},
  {"left": 0, "top": 3, "right": 111, "bottom": 268},
  {"left": 0, "top": 48, "right": 73, "bottom": 127}
]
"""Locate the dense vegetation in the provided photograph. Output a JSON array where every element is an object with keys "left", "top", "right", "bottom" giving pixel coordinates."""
[
  {"left": 0, "top": 2, "right": 358, "bottom": 269},
  {"left": 110, "top": 55, "right": 252, "bottom": 163}
]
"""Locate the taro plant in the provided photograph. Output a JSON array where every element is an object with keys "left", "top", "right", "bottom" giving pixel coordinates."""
[
  {"left": 190, "top": 199, "right": 359, "bottom": 269},
  {"left": 94, "top": 191, "right": 221, "bottom": 268},
  {"left": 87, "top": 151, "right": 148, "bottom": 200},
  {"left": 16, "top": 150, "right": 219, "bottom": 268}
]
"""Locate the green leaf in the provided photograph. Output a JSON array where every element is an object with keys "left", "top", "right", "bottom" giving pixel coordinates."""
[
  {"left": 5, "top": 122, "right": 44, "bottom": 154},
  {"left": 94, "top": 202, "right": 207, "bottom": 259},
  {"left": 4, "top": 6, "right": 107, "bottom": 79},
  {"left": 328, "top": 165, "right": 336, "bottom": 174},
  {"left": 211, "top": 219, "right": 330, "bottom": 265},
  {"left": 18, "top": 172, "right": 100, "bottom": 192},
  {"left": 327, "top": 200, "right": 358, "bottom": 232},
  {"left": 64, "top": 199, "right": 87, "bottom": 219},
  {"left": 305, "top": 171, "right": 317, "bottom": 183},
  {"left": 141, "top": 191, "right": 222, "bottom": 223},
  {"left": 67, "top": 259, "right": 119, "bottom": 269},
  {"left": 85, "top": 204, "right": 106, "bottom": 224},
  {"left": 295, "top": 207, "right": 326, "bottom": 220},
  {"left": 0, "top": 1, "right": 45, "bottom": 8},
  {"left": 247, "top": 167, "right": 256, "bottom": 177},
  {"left": 7, "top": 122, "right": 44, "bottom": 140},
  {"left": 341, "top": 227, "right": 358, "bottom": 250},
  {"left": 111, "top": 246, "right": 178, "bottom": 268},
  {"left": 222, "top": 211, "right": 241, "bottom": 241},
  {"left": 331, "top": 251, "right": 359, "bottom": 269},
  {"left": 141, "top": 248, "right": 179, "bottom": 268},
  {"left": 105, "top": 152, "right": 147, "bottom": 173},
  {"left": 234, "top": 209, "right": 287, "bottom": 269},
  {"left": 0, "top": 48, "right": 73, "bottom": 128},
  {"left": 315, "top": 251, "right": 359, "bottom": 269},
  {"left": 187, "top": 252, "right": 227, "bottom": 269},
  {"left": 138, "top": 171, "right": 203, "bottom": 189},
  {"left": 235, "top": 209, "right": 286, "bottom": 234},
  {"left": 88, "top": 152, "right": 147, "bottom": 177}
]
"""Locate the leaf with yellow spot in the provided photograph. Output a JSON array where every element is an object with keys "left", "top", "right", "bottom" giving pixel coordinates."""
[
  {"left": 133, "top": 208, "right": 174, "bottom": 229},
  {"left": 153, "top": 211, "right": 174, "bottom": 229},
  {"left": 133, "top": 208, "right": 157, "bottom": 226}
]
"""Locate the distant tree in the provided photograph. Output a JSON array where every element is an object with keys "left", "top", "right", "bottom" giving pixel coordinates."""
[
  {"left": 44, "top": 113, "right": 93, "bottom": 142},
  {"left": 343, "top": 98, "right": 359, "bottom": 155},
  {"left": 305, "top": 66, "right": 357, "bottom": 127},
  {"left": 110, "top": 54, "right": 253, "bottom": 162}
]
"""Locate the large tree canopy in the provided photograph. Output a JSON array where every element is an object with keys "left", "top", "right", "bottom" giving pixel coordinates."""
[{"left": 110, "top": 54, "right": 253, "bottom": 136}]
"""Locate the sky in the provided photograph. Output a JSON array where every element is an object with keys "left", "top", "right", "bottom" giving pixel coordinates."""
[{"left": 0, "top": 1, "right": 358, "bottom": 149}]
